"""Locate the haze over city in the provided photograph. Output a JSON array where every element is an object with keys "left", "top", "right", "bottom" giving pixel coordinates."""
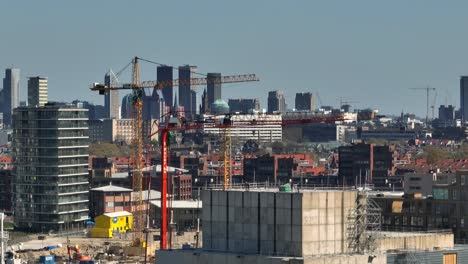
[
  {"left": 2, "top": 1, "right": 468, "bottom": 116},
  {"left": 1, "top": 2, "right": 468, "bottom": 264}
]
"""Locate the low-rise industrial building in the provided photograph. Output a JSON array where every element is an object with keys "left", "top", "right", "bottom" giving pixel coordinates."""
[{"left": 157, "top": 187, "right": 468, "bottom": 264}]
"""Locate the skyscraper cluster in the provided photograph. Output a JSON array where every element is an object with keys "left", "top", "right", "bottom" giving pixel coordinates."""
[
  {"left": 1, "top": 69, "right": 52, "bottom": 127},
  {"left": 139, "top": 65, "right": 225, "bottom": 119}
]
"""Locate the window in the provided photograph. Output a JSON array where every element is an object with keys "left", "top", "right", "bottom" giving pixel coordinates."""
[
  {"left": 106, "top": 202, "right": 114, "bottom": 207},
  {"left": 433, "top": 188, "right": 449, "bottom": 200}
]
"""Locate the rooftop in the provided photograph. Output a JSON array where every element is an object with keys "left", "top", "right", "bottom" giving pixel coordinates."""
[
  {"left": 207, "top": 183, "right": 356, "bottom": 193},
  {"left": 141, "top": 165, "right": 188, "bottom": 173},
  {"left": 90, "top": 185, "right": 132, "bottom": 192},
  {"left": 131, "top": 190, "right": 161, "bottom": 200},
  {"left": 103, "top": 211, "right": 132, "bottom": 218},
  {"left": 150, "top": 200, "right": 202, "bottom": 209}
]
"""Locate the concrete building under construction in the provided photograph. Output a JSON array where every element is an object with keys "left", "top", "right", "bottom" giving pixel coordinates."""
[{"left": 157, "top": 187, "right": 468, "bottom": 264}]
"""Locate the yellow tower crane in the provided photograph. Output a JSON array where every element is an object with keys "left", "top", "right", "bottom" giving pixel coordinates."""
[{"left": 91, "top": 56, "right": 259, "bottom": 249}]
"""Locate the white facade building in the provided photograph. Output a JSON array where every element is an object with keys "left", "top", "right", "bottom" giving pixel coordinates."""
[
  {"left": 203, "top": 113, "right": 282, "bottom": 143},
  {"left": 89, "top": 118, "right": 157, "bottom": 143}
]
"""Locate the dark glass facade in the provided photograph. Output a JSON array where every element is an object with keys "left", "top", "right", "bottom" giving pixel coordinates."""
[{"left": 12, "top": 105, "right": 90, "bottom": 232}]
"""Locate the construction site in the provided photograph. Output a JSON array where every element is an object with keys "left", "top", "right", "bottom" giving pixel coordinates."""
[
  {"left": 3, "top": 186, "right": 467, "bottom": 264},
  {"left": 1, "top": 56, "right": 464, "bottom": 264},
  {"left": 0, "top": 55, "right": 347, "bottom": 263},
  {"left": 157, "top": 186, "right": 468, "bottom": 264}
]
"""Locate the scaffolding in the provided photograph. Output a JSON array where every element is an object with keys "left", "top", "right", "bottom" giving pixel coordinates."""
[{"left": 346, "top": 190, "right": 382, "bottom": 254}]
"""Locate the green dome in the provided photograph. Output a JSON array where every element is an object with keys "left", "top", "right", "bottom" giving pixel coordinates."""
[{"left": 211, "top": 99, "right": 229, "bottom": 114}]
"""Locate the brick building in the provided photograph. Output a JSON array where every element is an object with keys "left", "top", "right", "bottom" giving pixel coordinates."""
[{"left": 89, "top": 185, "right": 132, "bottom": 218}]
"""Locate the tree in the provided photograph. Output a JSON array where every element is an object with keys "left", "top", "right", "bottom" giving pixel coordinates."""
[
  {"left": 424, "top": 146, "right": 449, "bottom": 165},
  {"left": 89, "top": 143, "right": 125, "bottom": 157}
]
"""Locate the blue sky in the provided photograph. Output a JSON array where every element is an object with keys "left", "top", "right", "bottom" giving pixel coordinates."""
[{"left": 1, "top": 0, "right": 468, "bottom": 117}]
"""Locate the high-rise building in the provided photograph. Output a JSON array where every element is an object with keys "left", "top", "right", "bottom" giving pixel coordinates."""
[
  {"left": 200, "top": 89, "right": 209, "bottom": 114},
  {"left": 191, "top": 90, "right": 197, "bottom": 117},
  {"left": 0, "top": 89, "right": 3, "bottom": 118},
  {"left": 438, "top": 105, "right": 455, "bottom": 122},
  {"left": 142, "top": 90, "right": 152, "bottom": 120},
  {"left": 179, "top": 65, "right": 197, "bottom": 119},
  {"left": 228, "top": 98, "right": 260, "bottom": 113},
  {"left": 121, "top": 94, "right": 133, "bottom": 119},
  {"left": 157, "top": 66, "right": 173, "bottom": 109},
  {"left": 104, "top": 70, "right": 120, "bottom": 119},
  {"left": 27, "top": 76, "right": 48, "bottom": 107},
  {"left": 207, "top": 73, "right": 221, "bottom": 112},
  {"left": 295, "top": 92, "right": 314, "bottom": 111},
  {"left": 2, "top": 68, "right": 20, "bottom": 126},
  {"left": 159, "top": 98, "right": 168, "bottom": 121},
  {"left": 461, "top": 76, "right": 468, "bottom": 124},
  {"left": 12, "top": 103, "right": 90, "bottom": 232},
  {"left": 142, "top": 89, "right": 162, "bottom": 121},
  {"left": 267, "top": 90, "right": 286, "bottom": 113}
]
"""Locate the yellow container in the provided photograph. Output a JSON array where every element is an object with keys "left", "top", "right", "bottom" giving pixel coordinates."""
[{"left": 90, "top": 211, "right": 133, "bottom": 238}]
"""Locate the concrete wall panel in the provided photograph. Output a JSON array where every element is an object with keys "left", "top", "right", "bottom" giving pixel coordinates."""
[{"left": 318, "top": 192, "right": 327, "bottom": 209}]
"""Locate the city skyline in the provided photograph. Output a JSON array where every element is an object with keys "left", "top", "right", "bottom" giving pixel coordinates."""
[{"left": 2, "top": 1, "right": 468, "bottom": 117}]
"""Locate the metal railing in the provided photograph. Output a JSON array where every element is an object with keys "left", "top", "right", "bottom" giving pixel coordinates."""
[
  {"left": 378, "top": 226, "right": 452, "bottom": 234},
  {"left": 205, "top": 182, "right": 357, "bottom": 191}
]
